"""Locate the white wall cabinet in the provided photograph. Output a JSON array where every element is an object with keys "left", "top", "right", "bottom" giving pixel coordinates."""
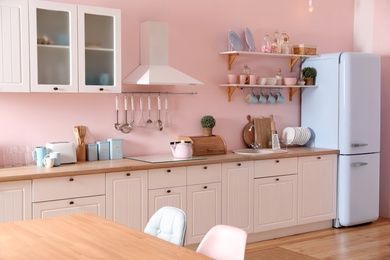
[
  {"left": 28, "top": 0, "right": 121, "bottom": 93},
  {"left": 0, "top": 0, "right": 30, "bottom": 92},
  {"left": 186, "top": 164, "right": 222, "bottom": 244},
  {"left": 222, "top": 161, "right": 254, "bottom": 233},
  {"left": 0, "top": 180, "right": 31, "bottom": 223},
  {"left": 298, "top": 154, "right": 337, "bottom": 224},
  {"left": 32, "top": 173, "right": 105, "bottom": 219},
  {"left": 106, "top": 170, "right": 148, "bottom": 231}
]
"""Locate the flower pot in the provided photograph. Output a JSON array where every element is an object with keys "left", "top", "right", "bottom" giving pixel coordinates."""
[
  {"left": 304, "top": 78, "right": 315, "bottom": 85},
  {"left": 202, "top": 128, "right": 213, "bottom": 136}
]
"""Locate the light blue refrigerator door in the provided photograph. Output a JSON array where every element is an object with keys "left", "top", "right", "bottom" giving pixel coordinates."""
[
  {"left": 338, "top": 53, "right": 381, "bottom": 154},
  {"left": 337, "top": 153, "right": 380, "bottom": 227}
]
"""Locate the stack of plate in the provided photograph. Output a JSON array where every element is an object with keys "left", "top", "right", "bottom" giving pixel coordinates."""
[{"left": 282, "top": 127, "right": 311, "bottom": 145}]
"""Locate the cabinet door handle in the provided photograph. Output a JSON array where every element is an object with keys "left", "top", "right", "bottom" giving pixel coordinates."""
[
  {"left": 203, "top": 166, "right": 208, "bottom": 170},
  {"left": 317, "top": 156, "right": 321, "bottom": 160},
  {"left": 351, "top": 162, "right": 368, "bottom": 167},
  {"left": 351, "top": 143, "right": 368, "bottom": 147},
  {"left": 166, "top": 169, "right": 171, "bottom": 173},
  {"left": 237, "top": 163, "right": 241, "bottom": 166},
  {"left": 69, "top": 201, "right": 74, "bottom": 205},
  {"left": 99, "top": 88, "right": 104, "bottom": 91},
  {"left": 276, "top": 178, "right": 280, "bottom": 181},
  {"left": 69, "top": 178, "right": 74, "bottom": 182},
  {"left": 203, "top": 186, "right": 208, "bottom": 189},
  {"left": 126, "top": 173, "right": 131, "bottom": 176},
  {"left": 275, "top": 160, "right": 280, "bottom": 163},
  {"left": 167, "top": 190, "right": 171, "bottom": 193},
  {"left": 53, "top": 87, "right": 59, "bottom": 91}
]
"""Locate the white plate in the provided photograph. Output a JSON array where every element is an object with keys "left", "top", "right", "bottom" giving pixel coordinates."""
[
  {"left": 245, "top": 27, "right": 255, "bottom": 51},
  {"left": 228, "top": 30, "right": 243, "bottom": 51}
]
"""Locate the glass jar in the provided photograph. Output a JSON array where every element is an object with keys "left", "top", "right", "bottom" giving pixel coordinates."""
[
  {"left": 241, "top": 65, "right": 251, "bottom": 84},
  {"left": 280, "top": 32, "right": 291, "bottom": 54},
  {"left": 261, "top": 33, "right": 271, "bottom": 53},
  {"left": 271, "top": 30, "right": 281, "bottom": 54}
]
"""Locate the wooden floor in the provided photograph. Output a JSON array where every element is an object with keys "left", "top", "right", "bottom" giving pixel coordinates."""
[{"left": 245, "top": 218, "right": 390, "bottom": 260}]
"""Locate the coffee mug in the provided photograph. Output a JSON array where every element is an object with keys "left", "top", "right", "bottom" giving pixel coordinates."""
[
  {"left": 32, "top": 146, "right": 47, "bottom": 167},
  {"left": 276, "top": 92, "right": 285, "bottom": 103},
  {"left": 258, "top": 92, "right": 267, "bottom": 104},
  {"left": 245, "top": 92, "right": 258, "bottom": 104},
  {"left": 50, "top": 152, "right": 61, "bottom": 167},
  {"left": 42, "top": 157, "right": 55, "bottom": 168},
  {"left": 227, "top": 74, "right": 238, "bottom": 84},
  {"left": 239, "top": 75, "right": 246, "bottom": 85},
  {"left": 249, "top": 75, "right": 258, "bottom": 85},
  {"left": 267, "top": 92, "right": 276, "bottom": 104}
]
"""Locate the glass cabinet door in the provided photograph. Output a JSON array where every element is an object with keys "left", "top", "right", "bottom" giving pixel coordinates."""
[
  {"left": 29, "top": 0, "right": 78, "bottom": 92},
  {"left": 78, "top": 6, "right": 121, "bottom": 93}
]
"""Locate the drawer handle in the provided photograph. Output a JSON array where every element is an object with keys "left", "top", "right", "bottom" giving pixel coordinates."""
[
  {"left": 167, "top": 190, "right": 171, "bottom": 193},
  {"left": 203, "top": 166, "right": 208, "bottom": 170},
  {"left": 53, "top": 87, "right": 59, "bottom": 91},
  {"left": 69, "top": 178, "right": 74, "bottom": 182},
  {"left": 126, "top": 173, "right": 131, "bottom": 176},
  {"left": 69, "top": 201, "right": 74, "bottom": 205},
  {"left": 317, "top": 156, "right": 321, "bottom": 160},
  {"left": 99, "top": 88, "right": 104, "bottom": 91},
  {"left": 166, "top": 169, "right": 171, "bottom": 173},
  {"left": 237, "top": 163, "right": 241, "bottom": 166},
  {"left": 275, "top": 160, "right": 280, "bottom": 163},
  {"left": 204, "top": 186, "right": 208, "bottom": 189},
  {"left": 276, "top": 178, "right": 280, "bottom": 181}
]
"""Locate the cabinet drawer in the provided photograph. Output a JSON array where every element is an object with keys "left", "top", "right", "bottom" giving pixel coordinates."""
[
  {"left": 148, "top": 167, "right": 186, "bottom": 189},
  {"left": 254, "top": 158, "right": 298, "bottom": 178},
  {"left": 187, "top": 164, "right": 222, "bottom": 185},
  {"left": 32, "top": 173, "right": 105, "bottom": 202},
  {"left": 33, "top": 195, "right": 106, "bottom": 219}
]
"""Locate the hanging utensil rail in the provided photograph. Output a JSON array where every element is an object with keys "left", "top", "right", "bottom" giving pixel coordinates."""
[{"left": 121, "top": 91, "right": 197, "bottom": 95}]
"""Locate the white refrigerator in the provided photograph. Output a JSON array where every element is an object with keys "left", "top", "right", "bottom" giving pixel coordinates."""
[{"left": 301, "top": 52, "right": 381, "bottom": 227}]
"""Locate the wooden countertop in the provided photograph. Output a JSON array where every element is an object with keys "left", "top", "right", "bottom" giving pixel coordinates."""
[
  {"left": 0, "top": 213, "right": 211, "bottom": 259},
  {"left": 0, "top": 147, "right": 338, "bottom": 182}
]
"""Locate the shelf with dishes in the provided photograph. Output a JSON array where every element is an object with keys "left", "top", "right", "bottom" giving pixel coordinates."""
[
  {"left": 219, "top": 84, "right": 317, "bottom": 102},
  {"left": 219, "top": 51, "right": 319, "bottom": 71}
]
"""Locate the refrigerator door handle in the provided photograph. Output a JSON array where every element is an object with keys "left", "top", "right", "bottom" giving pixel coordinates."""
[
  {"left": 351, "top": 143, "right": 368, "bottom": 147},
  {"left": 350, "top": 162, "right": 369, "bottom": 167}
]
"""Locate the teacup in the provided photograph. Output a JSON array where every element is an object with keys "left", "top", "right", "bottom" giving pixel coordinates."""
[
  {"left": 42, "top": 157, "right": 55, "bottom": 168},
  {"left": 245, "top": 92, "right": 258, "bottom": 104},
  {"left": 249, "top": 75, "right": 258, "bottom": 85},
  {"left": 239, "top": 75, "right": 246, "bottom": 85},
  {"left": 227, "top": 74, "right": 238, "bottom": 84}
]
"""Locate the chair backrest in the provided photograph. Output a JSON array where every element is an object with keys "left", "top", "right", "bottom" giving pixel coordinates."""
[
  {"left": 196, "top": 225, "right": 247, "bottom": 260},
  {"left": 144, "top": 206, "right": 186, "bottom": 246}
]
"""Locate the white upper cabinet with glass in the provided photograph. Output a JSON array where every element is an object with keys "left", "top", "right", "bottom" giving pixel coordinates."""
[
  {"left": 78, "top": 6, "right": 121, "bottom": 93},
  {"left": 0, "top": 0, "right": 30, "bottom": 92},
  {"left": 29, "top": 1, "right": 121, "bottom": 93}
]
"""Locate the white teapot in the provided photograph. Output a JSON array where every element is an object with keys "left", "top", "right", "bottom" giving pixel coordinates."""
[{"left": 170, "top": 140, "right": 193, "bottom": 159}]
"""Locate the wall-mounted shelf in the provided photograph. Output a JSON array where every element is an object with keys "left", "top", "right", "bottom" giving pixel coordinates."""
[
  {"left": 219, "top": 51, "right": 319, "bottom": 72},
  {"left": 219, "top": 84, "right": 317, "bottom": 102}
]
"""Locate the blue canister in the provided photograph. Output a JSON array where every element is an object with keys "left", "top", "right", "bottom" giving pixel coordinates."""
[
  {"left": 87, "top": 144, "right": 98, "bottom": 161},
  {"left": 107, "top": 138, "right": 123, "bottom": 160},
  {"left": 32, "top": 146, "right": 47, "bottom": 167},
  {"left": 96, "top": 141, "right": 109, "bottom": 160}
]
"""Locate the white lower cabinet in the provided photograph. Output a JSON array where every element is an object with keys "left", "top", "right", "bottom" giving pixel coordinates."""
[
  {"left": 298, "top": 154, "right": 337, "bottom": 224},
  {"left": 253, "top": 175, "right": 297, "bottom": 232},
  {"left": 106, "top": 170, "right": 148, "bottom": 231},
  {"left": 186, "top": 164, "right": 222, "bottom": 244},
  {"left": 32, "top": 173, "right": 105, "bottom": 219},
  {"left": 148, "top": 167, "right": 187, "bottom": 219},
  {"left": 222, "top": 161, "right": 254, "bottom": 233},
  {"left": 0, "top": 180, "right": 31, "bottom": 223}
]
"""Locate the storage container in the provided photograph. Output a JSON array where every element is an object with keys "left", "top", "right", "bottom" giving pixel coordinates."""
[
  {"left": 178, "top": 135, "right": 227, "bottom": 156},
  {"left": 96, "top": 141, "right": 109, "bottom": 160},
  {"left": 107, "top": 138, "right": 123, "bottom": 159},
  {"left": 86, "top": 144, "right": 98, "bottom": 161},
  {"left": 292, "top": 44, "right": 317, "bottom": 55}
]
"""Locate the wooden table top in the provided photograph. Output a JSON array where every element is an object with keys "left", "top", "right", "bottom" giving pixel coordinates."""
[{"left": 0, "top": 213, "right": 211, "bottom": 259}]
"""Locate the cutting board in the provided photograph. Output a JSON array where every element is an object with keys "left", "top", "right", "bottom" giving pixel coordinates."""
[
  {"left": 254, "top": 117, "right": 271, "bottom": 148},
  {"left": 243, "top": 115, "right": 254, "bottom": 147}
]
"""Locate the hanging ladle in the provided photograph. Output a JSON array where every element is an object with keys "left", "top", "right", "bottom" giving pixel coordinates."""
[
  {"left": 119, "top": 95, "right": 132, "bottom": 134},
  {"left": 130, "top": 95, "right": 136, "bottom": 128},
  {"left": 156, "top": 95, "right": 163, "bottom": 131},
  {"left": 114, "top": 95, "right": 121, "bottom": 130},
  {"left": 146, "top": 95, "right": 154, "bottom": 131}
]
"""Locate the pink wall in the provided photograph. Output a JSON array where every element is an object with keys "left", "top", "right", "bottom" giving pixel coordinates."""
[
  {"left": 0, "top": 0, "right": 355, "bottom": 166},
  {"left": 373, "top": 0, "right": 390, "bottom": 217}
]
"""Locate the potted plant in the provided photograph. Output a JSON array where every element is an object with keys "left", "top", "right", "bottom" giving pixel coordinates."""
[
  {"left": 302, "top": 67, "right": 317, "bottom": 85},
  {"left": 201, "top": 115, "right": 216, "bottom": 136}
]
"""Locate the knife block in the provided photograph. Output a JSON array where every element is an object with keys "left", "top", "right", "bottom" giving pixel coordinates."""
[{"left": 178, "top": 135, "right": 227, "bottom": 156}]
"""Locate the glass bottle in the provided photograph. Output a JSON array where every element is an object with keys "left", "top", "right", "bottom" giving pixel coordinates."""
[
  {"left": 271, "top": 30, "right": 281, "bottom": 54},
  {"left": 241, "top": 65, "right": 251, "bottom": 85},
  {"left": 261, "top": 33, "right": 271, "bottom": 53},
  {"left": 276, "top": 68, "right": 282, "bottom": 85},
  {"left": 280, "top": 32, "right": 291, "bottom": 54}
]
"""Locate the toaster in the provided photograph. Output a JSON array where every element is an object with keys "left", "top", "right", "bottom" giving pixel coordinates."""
[{"left": 46, "top": 142, "right": 77, "bottom": 164}]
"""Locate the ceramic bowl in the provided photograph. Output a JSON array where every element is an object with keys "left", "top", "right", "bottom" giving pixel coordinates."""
[
  {"left": 265, "top": 77, "right": 277, "bottom": 85},
  {"left": 284, "top": 77, "right": 297, "bottom": 85}
]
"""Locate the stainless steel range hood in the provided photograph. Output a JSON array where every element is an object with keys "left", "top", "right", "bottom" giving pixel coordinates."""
[{"left": 123, "top": 21, "right": 203, "bottom": 86}]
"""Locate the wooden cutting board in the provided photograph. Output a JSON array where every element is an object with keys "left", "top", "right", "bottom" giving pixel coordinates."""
[
  {"left": 243, "top": 115, "right": 254, "bottom": 147},
  {"left": 254, "top": 117, "right": 271, "bottom": 148}
]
